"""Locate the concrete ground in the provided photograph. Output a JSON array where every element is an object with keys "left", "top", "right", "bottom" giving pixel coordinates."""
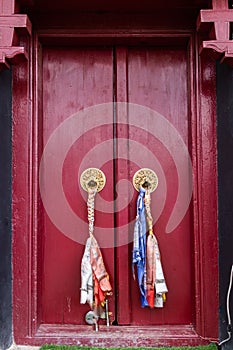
[{"left": 7, "top": 344, "right": 40, "bottom": 350}]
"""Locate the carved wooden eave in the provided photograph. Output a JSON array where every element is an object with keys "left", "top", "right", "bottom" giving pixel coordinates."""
[
  {"left": 0, "top": 14, "right": 32, "bottom": 69},
  {"left": 197, "top": 0, "right": 233, "bottom": 66}
]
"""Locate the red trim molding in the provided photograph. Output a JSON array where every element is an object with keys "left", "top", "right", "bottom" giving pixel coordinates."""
[
  {"left": 32, "top": 325, "right": 210, "bottom": 347},
  {"left": 197, "top": 0, "right": 233, "bottom": 65},
  {"left": 0, "top": 14, "right": 31, "bottom": 69}
]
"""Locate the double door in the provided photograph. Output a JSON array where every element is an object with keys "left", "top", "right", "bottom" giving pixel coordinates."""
[{"left": 40, "top": 45, "right": 192, "bottom": 326}]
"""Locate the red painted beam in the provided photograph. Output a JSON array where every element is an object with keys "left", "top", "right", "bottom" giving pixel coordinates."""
[
  {"left": 198, "top": 9, "right": 233, "bottom": 24},
  {"left": 0, "top": 0, "right": 15, "bottom": 15},
  {"left": 0, "top": 14, "right": 31, "bottom": 69},
  {"left": 197, "top": 1, "right": 233, "bottom": 65},
  {"left": 0, "top": 46, "right": 28, "bottom": 65},
  {"left": 0, "top": 15, "right": 32, "bottom": 35},
  {"left": 197, "top": 10, "right": 231, "bottom": 39}
]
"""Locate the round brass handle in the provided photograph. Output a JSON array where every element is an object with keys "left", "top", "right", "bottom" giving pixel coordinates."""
[
  {"left": 133, "top": 168, "right": 158, "bottom": 193},
  {"left": 80, "top": 168, "right": 106, "bottom": 192}
]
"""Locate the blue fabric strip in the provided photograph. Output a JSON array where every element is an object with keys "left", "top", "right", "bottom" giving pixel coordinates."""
[{"left": 132, "top": 187, "right": 148, "bottom": 307}]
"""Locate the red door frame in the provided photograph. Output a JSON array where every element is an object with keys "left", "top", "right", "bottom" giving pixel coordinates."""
[{"left": 11, "top": 27, "right": 218, "bottom": 346}]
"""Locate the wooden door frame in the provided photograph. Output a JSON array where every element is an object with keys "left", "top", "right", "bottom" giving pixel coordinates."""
[{"left": 12, "top": 30, "right": 218, "bottom": 346}]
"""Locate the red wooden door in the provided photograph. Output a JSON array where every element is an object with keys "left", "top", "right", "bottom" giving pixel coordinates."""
[{"left": 40, "top": 45, "right": 193, "bottom": 327}]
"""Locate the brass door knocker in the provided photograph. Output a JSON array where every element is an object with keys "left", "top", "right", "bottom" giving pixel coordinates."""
[
  {"left": 133, "top": 168, "right": 158, "bottom": 193},
  {"left": 80, "top": 167, "right": 106, "bottom": 193}
]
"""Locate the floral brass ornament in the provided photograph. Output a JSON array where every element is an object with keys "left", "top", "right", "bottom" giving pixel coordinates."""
[
  {"left": 133, "top": 168, "right": 158, "bottom": 193},
  {"left": 80, "top": 168, "right": 106, "bottom": 193}
]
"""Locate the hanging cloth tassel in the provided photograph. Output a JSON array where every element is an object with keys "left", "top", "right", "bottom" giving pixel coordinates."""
[
  {"left": 80, "top": 188, "right": 96, "bottom": 307},
  {"left": 90, "top": 234, "right": 112, "bottom": 307},
  {"left": 80, "top": 235, "right": 93, "bottom": 306},
  {"left": 80, "top": 188, "right": 112, "bottom": 308},
  {"left": 132, "top": 186, "right": 148, "bottom": 308},
  {"left": 144, "top": 190, "right": 168, "bottom": 308}
]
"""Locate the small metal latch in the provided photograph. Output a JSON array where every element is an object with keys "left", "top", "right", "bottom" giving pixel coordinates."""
[
  {"left": 85, "top": 310, "right": 97, "bottom": 325},
  {"left": 85, "top": 310, "right": 99, "bottom": 331}
]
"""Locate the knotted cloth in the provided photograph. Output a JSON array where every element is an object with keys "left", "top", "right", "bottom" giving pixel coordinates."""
[
  {"left": 144, "top": 190, "right": 168, "bottom": 308},
  {"left": 133, "top": 186, "right": 168, "bottom": 308},
  {"left": 80, "top": 188, "right": 112, "bottom": 308}
]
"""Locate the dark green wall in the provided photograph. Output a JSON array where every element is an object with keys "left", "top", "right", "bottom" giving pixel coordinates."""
[
  {"left": 0, "top": 68, "right": 12, "bottom": 350},
  {"left": 217, "top": 61, "right": 233, "bottom": 350}
]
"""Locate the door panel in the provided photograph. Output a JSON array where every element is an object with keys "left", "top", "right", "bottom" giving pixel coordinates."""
[
  {"left": 116, "top": 47, "right": 192, "bottom": 325},
  {"left": 41, "top": 47, "right": 115, "bottom": 324},
  {"left": 40, "top": 45, "right": 192, "bottom": 326}
]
